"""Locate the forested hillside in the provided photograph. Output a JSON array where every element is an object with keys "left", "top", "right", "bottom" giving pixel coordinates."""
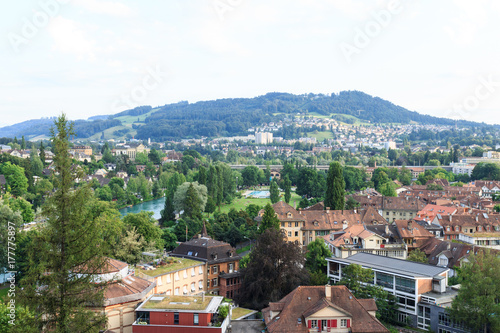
[{"left": 0, "top": 91, "right": 491, "bottom": 140}]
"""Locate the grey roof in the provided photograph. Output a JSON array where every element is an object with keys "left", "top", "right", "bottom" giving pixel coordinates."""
[{"left": 327, "top": 252, "right": 449, "bottom": 278}]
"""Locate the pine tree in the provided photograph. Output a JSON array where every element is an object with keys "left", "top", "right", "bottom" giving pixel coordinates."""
[
  {"left": 258, "top": 203, "right": 280, "bottom": 234},
  {"left": 198, "top": 166, "right": 207, "bottom": 185},
  {"left": 324, "top": 161, "right": 345, "bottom": 210},
  {"left": 184, "top": 182, "right": 202, "bottom": 220},
  {"left": 283, "top": 175, "right": 292, "bottom": 204},
  {"left": 20, "top": 114, "right": 113, "bottom": 332},
  {"left": 39, "top": 141, "right": 46, "bottom": 166},
  {"left": 270, "top": 178, "right": 280, "bottom": 204},
  {"left": 216, "top": 165, "right": 224, "bottom": 210},
  {"left": 21, "top": 135, "right": 26, "bottom": 149}
]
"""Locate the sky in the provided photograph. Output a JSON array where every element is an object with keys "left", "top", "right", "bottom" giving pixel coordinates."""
[{"left": 1, "top": 0, "right": 500, "bottom": 127}]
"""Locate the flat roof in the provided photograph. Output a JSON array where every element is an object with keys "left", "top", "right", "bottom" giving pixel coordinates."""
[
  {"left": 136, "top": 294, "right": 223, "bottom": 313},
  {"left": 136, "top": 257, "right": 204, "bottom": 277},
  {"left": 327, "top": 253, "right": 449, "bottom": 278}
]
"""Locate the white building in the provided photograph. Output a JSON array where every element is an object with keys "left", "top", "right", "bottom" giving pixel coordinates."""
[
  {"left": 255, "top": 132, "right": 273, "bottom": 144},
  {"left": 450, "top": 162, "right": 474, "bottom": 176}
]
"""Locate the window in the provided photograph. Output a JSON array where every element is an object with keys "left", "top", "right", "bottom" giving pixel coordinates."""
[
  {"left": 174, "top": 272, "right": 179, "bottom": 281},
  {"left": 212, "top": 266, "right": 218, "bottom": 274},
  {"left": 199, "top": 280, "right": 203, "bottom": 289},
  {"left": 376, "top": 272, "right": 393, "bottom": 288},
  {"left": 321, "top": 320, "right": 327, "bottom": 329},
  {"left": 288, "top": 222, "right": 292, "bottom": 227},
  {"left": 229, "top": 263, "right": 234, "bottom": 273},
  {"left": 340, "top": 319, "right": 347, "bottom": 327},
  {"left": 167, "top": 274, "right": 171, "bottom": 283},
  {"left": 193, "top": 313, "right": 199, "bottom": 325},
  {"left": 311, "top": 320, "right": 318, "bottom": 328},
  {"left": 191, "top": 268, "right": 195, "bottom": 276},
  {"left": 213, "top": 278, "right": 218, "bottom": 287},
  {"left": 183, "top": 270, "right": 187, "bottom": 279},
  {"left": 288, "top": 231, "right": 292, "bottom": 237},
  {"left": 199, "top": 266, "right": 203, "bottom": 274},
  {"left": 174, "top": 312, "right": 179, "bottom": 325},
  {"left": 191, "top": 282, "right": 196, "bottom": 292},
  {"left": 183, "top": 285, "right": 188, "bottom": 294},
  {"left": 174, "top": 287, "right": 179, "bottom": 295},
  {"left": 295, "top": 222, "right": 299, "bottom": 227},
  {"left": 157, "top": 276, "right": 163, "bottom": 286},
  {"left": 295, "top": 231, "right": 298, "bottom": 237},
  {"left": 395, "top": 276, "right": 415, "bottom": 293}
]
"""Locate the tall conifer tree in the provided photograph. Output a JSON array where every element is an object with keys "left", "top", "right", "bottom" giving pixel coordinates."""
[
  {"left": 324, "top": 161, "right": 345, "bottom": 210},
  {"left": 20, "top": 114, "right": 110, "bottom": 332}
]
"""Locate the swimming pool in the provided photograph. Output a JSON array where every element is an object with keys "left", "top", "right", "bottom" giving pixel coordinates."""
[{"left": 246, "top": 190, "right": 270, "bottom": 198}]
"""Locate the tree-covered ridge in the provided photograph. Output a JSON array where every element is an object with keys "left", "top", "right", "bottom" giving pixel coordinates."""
[
  {"left": 0, "top": 118, "right": 122, "bottom": 139},
  {"left": 133, "top": 91, "right": 490, "bottom": 140},
  {"left": 1, "top": 91, "right": 495, "bottom": 140}
]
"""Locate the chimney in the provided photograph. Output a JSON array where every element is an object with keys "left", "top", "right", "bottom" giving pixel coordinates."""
[
  {"left": 325, "top": 285, "right": 331, "bottom": 299},
  {"left": 475, "top": 215, "right": 478, "bottom": 222},
  {"left": 408, "top": 220, "right": 413, "bottom": 230},
  {"left": 326, "top": 207, "right": 330, "bottom": 213}
]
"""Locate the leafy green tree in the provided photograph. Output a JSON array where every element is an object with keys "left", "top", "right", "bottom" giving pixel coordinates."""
[
  {"left": 123, "top": 211, "right": 164, "bottom": 250},
  {"left": 379, "top": 181, "right": 397, "bottom": 197},
  {"left": 1, "top": 162, "right": 28, "bottom": 197},
  {"left": 269, "top": 179, "right": 280, "bottom": 204},
  {"left": 29, "top": 145, "right": 44, "bottom": 177},
  {"left": 449, "top": 250, "right": 500, "bottom": 333},
  {"left": 241, "top": 165, "right": 260, "bottom": 187},
  {"left": 135, "top": 152, "right": 149, "bottom": 165},
  {"left": 324, "top": 162, "right": 345, "bottom": 210},
  {"left": 113, "top": 227, "right": 146, "bottom": 265},
  {"left": 198, "top": 165, "right": 207, "bottom": 185},
  {"left": 283, "top": 175, "right": 292, "bottom": 204},
  {"left": 245, "top": 204, "right": 261, "bottom": 220},
  {"left": 258, "top": 203, "right": 280, "bottom": 234},
  {"left": 398, "top": 167, "right": 412, "bottom": 185},
  {"left": 7, "top": 196, "right": 34, "bottom": 222},
  {"left": 295, "top": 167, "right": 325, "bottom": 198},
  {"left": 305, "top": 238, "right": 332, "bottom": 285},
  {"left": 95, "top": 185, "right": 112, "bottom": 201},
  {"left": 0, "top": 302, "right": 37, "bottom": 333},
  {"left": 162, "top": 229, "right": 178, "bottom": 251},
  {"left": 173, "top": 182, "right": 208, "bottom": 220},
  {"left": 236, "top": 229, "right": 309, "bottom": 309},
  {"left": 407, "top": 248, "right": 428, "bottom": 263},
  {"left": 20, "top": 114, "right": 114, "bottom": 332},
  {"left": 148, "top": 148, "right": 161, "bottom": 164}
]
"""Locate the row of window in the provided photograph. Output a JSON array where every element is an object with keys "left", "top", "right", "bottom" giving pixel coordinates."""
[
  {"left": 281, "top": 222, "right": 302, "bottom": 228},
  {"left": 308, "top": 319, "right": 349, "bottom": 329},
  {"left": 209, "top": 263, "right": 235, "bottom": 275}
]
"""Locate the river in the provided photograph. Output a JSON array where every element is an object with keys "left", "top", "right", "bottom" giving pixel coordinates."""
[{"left": 119, "top": 197, "right": 165, "bottom": 220}]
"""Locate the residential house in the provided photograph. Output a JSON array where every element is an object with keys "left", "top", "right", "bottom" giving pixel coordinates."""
[
  {"left": 322, "top": 224, "right": 407, "bottom": 259},
  {"left": 262, "top": 285, "right": 389, "bottom": 333},
  {"left": 113, "top": 143, "right": 150, "bottom": 161},
  {"left": 351, "top": 195, "right": 426, "bottom": 222},
  {"left": 394, "top": 219, "right": 435, "bottom": 251},
  {"left": 170, "top": 225, "right": 241, "bottom": 297},
  {"left": 134, "top": 258, "right": 206, "bottom": 296}
]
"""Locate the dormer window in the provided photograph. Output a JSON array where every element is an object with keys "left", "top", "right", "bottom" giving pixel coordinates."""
[{"left": 287, "top": 212, "right": 292, "bottom": 218}]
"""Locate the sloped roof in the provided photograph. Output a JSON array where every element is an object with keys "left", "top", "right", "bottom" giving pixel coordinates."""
[
  {"left": 171, "top": 236, "right": 240, "bottom": 264},
  {"left": 262, "top": 285, "right": 388, "bottom": 333}
]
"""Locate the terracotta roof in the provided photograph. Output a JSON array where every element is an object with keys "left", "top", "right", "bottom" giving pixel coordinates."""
[
  {"left": 256, "top": 201, "right": 306, "bottom": 223},
  {"left": 262, "top": 285, "right": 388, "bottom": 333},
  {"left": 358, "top": 299, "right": 378, "bottom": 312},
  {"left": 303, "top": 202, "right": 324, "bottom": 211},
  {"left": 104, "top": 274, "right": 153, "bottom": 304}
]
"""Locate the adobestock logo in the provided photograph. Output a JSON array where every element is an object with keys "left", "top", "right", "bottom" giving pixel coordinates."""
[
  {"left": 8, "top": 0, "right": 71, "bottom": 53},
  {"left": 111, "top": 65, "right": 168, "bottom": 114},
  {"left": 448, "top": 75, "right": 500, "bottom": 121},
  {"left": 339, "top": 0, "right": 406, "bottom": 64}
]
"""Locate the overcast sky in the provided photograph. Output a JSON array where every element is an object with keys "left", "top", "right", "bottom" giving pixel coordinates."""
[{"left": 1, "top": 0, "right": 500, "bottom": 127}]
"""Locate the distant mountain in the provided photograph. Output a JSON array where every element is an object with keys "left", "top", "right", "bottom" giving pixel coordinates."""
[{"left": 0, "top": 91, "right": 494, "bottom": 141}]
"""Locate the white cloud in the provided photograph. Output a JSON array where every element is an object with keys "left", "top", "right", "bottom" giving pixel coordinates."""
[{"left": 73, "top": 0, "right": 133, "bottom": 17}]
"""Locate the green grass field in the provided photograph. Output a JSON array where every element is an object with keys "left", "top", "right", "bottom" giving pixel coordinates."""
[
  {"left": 209, "top": 191, "right": 302, "bottom": 217},
  {"left": 307, "top": 130, "right": 333, "bottom": 141}
]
